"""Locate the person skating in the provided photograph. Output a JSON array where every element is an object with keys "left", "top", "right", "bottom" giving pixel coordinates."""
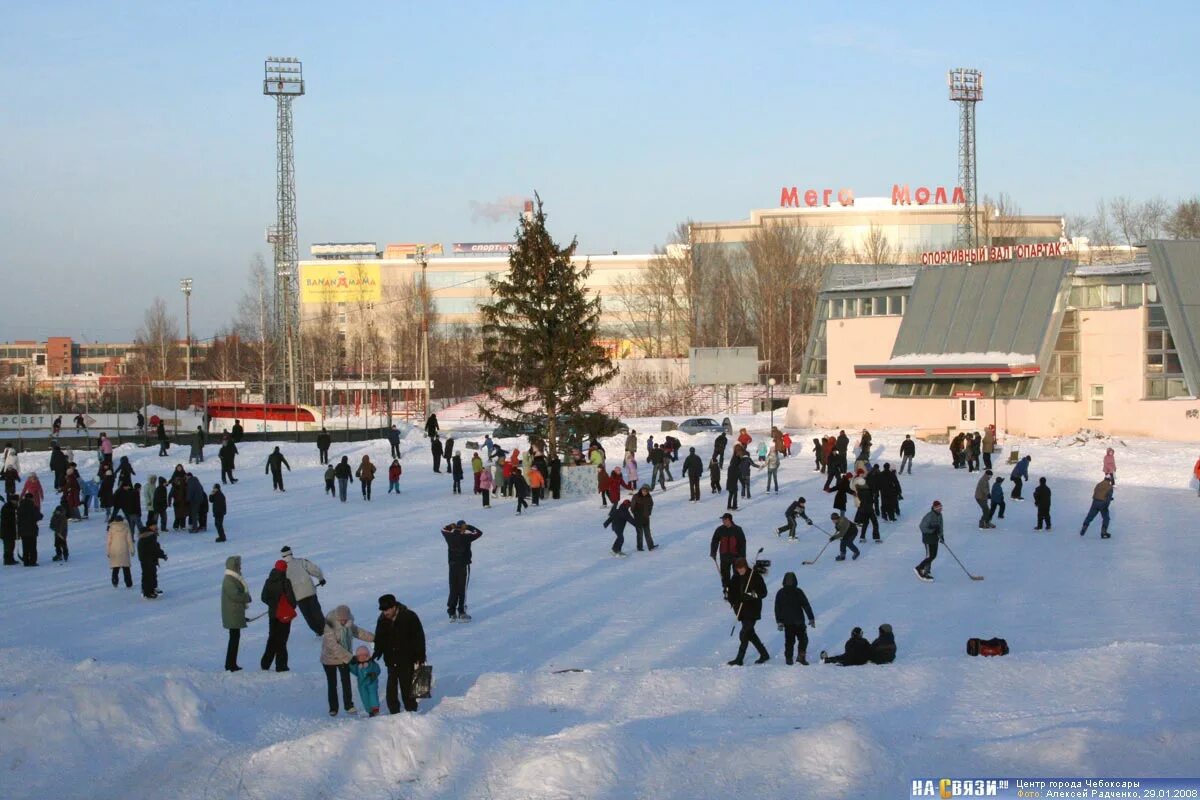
[
  {"left": 630, "top": 484, "right": 657, "bottom": 551},
  {"left": 424, "top": 413, "right": 439, "bottom": 439},
  {"left": 602, "top": 499, "right": 634, "bottom": 556},
  {"left": 975, "top": 470, "right": 995, "bottom": 529},
  {"left": 1, "top": 494, "right": 18, "bottom": 565},
  {"left": 156, "top": 419, "right": 169, "bottom": 456},
  {"left": 832, "top": 472, "right": 851, "bottom": 514},
  {"left": 152, "top": 477, "right": 168, "bottom": 530},
  {"left": 1193, "top": 455, "right": 1200, "bottom": 496},
  {"left": 17, "top": 492, "right": 42, "bottom": 566},
  {"left": 726, "top": 557, "right": 770, "bottom": 665},
  {"left": 265, "top": 447, "right": 291, "bottom": 492},
  {"left": 388, "top": 459, "right": 402, "bottom": 494},
  {"left": 1080, "top": 477, "right": 1115, "bottom": 538},
  {"left": 989, "top": 477, "right": 1006, "bottom": 523},
  {"left": 49, "top": 499, "right": 69, "bottom": 562},
  {"left": 322, "top": 464, "right": 336, "bottom": 497},
  {"left": 49, "top": 443, "right": 68, "bottom": 492},
  {"left": 231, "top": 419, "right": 244, "bottom": 443},
  {"left": 764, "top": 446, "right": 780, "bottom": 494},
  {"left": 1033, "top": 477, "right": 1052, "bottom": 530},
  {"left": 713, "top": 431, "right": 727, "bottom": 469},
  {"left": 22, "top": 472, "right": 44, "bottom": 512},
  {"left": 829, "top": 511, "right": 860, "bottom": 561},
  {"left": 1103, "top": 447, "right": 1117, "bottom": 484},
  {"left": 852, "top": 470, "right": 880, "bottom": 542},
  {"left": 778, "top": 496, "right": 813, "bottom": 539},
  {"left": 321, "top": 605, "right": 375, "bottom": 716},
  {"left": 348, "top": 646, "right": 382, "bottom": 717},
  {"left": 820, "top": 627, "right": 871, "bottom": 665},
  {"left": 870, "top": 624, "right": 896, "bottom": 664},
  {"left": 259, "top": 559, "right": 296, "bottom": 672},
  {"left": 387, "top": 425, "right": 402, "bottom": 460},
  {"left": 210, "top": 484, "right": 228, "bottom": 542},
  {"left": 725, "top": 452, "right": 741, "bottom": 510},
  {"left": 106, "top": 514, "right": 135, "bottom": 587},
  {"left": 186, "top": 472, "right": 206, "bottom": 532},
  {"left": 709, "top": 455, "right": 721, "bottom": 495},
  {"left": 648, "top": 444, "right": 667, "bottom": 491},
  {"left": 280, "top": 546, "right": 327, "bottom": 636},
  {"left": 981, "top": 425, "right": 996, "bottom": 470},
  {"left": 451, "top": 453, "right": 465, "bottom": 496},
  {"left": 682, "top": 447, "right": 704, "bottom": 502},
  {"left": 219, "top": 436, "right": 238, "bottom": 484},
  {"left": 355, "top": 455, "right": 376, "bottom": 501},
  {"left": 373, "top": 594, "right": 426, "bottom": 714},
  {"left": 334, "top": 455, "right": 352, "bottom": 501},
  {"left": 222, "top": 555, "right": 251, "bottom": 672},
  {"left": 512, "top": 469, "right": 530, "bottom": 514},
  {"left": 812, "top": 437, "right": 825, "bottom": 472},
  {"left": 738, "top": 450, "right": 762, "bottom": 499},
  {"left": 527, "top": 463, "right": 544, "bottom": 504},
  {"left": 316, "top": 427, "right": 331, "bottom": 465},
  {"left": 137, "top": 519, "right": 167, "bottom": 598},
  {"left": 189, "top": 426, "right": 205, "bottom": 464},
  {"left": 710, "top": 513, "right": 746, "bottom": 596},
  {"left": 879, "top": 464, "right": 902, "bottom": 522},
  {"left": 442, "top": 520, "right": 483, "bottom": 621},
  {"left": 478, "top": 465, "right": 493, "bottom": 508},
  {"left": 899, "top": 434, "right": 915, "bottom": 475},
  {"left": 774, "top": 571, "right": 816, "bottom": 665},
  {"left": 431, "top": 434, "right": 444, "bottom": 474},
  {"left": 1010, "top": 455, "right": 1031, "bottom": 500},
  {"left": 914, "top": 500, "right": 944, "bottom": 582}
]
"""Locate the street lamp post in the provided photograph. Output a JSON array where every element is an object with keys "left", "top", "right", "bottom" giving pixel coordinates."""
[
  {"left": 989, "top": 372, "right": 999, "bottom": 433},
  {"left": 180, "top": 278, "right": 193, "bottom": 382},
  {"left": 768, "top": 377, "right": 777, "bottom": 429},
  {"left": 416, "top": 246, "right": 431, "bottom": 419}
]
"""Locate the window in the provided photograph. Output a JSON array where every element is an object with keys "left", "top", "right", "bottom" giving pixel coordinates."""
[
  {"left": 1104, "top": 285, "right": 1122, "bottom": 307},
  {"left": 1145, "top": 303, "right": 1187, "bottom": 399},
  {"left": 888, "top": 294, "right": 904, "bottom": 315},
  {"left": 1125, "top": 284, "right": 1143, "bottom": 306},
  {"left": 1038, "top": 309, "right": 1080, "bottom": 401},
  {"left": 1090, "top": 385, "right": 1104, "bottom": 418},
  {"left": 828, "top": 299, "right": 843, "bottom": 319},
  {"left": 860, "top": 297, "right": 873, "bottom": 316},
  {"left": 843, "top": 299, "right": 858, "bottom": 318}
]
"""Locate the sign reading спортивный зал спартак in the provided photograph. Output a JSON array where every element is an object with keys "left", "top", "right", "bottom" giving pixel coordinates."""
[
  {"left": 910, "top": 776, "right": 1197, "bottom": 798},
  {"left": 920, "top": 242, "right": 1069, "bottom": 266}
]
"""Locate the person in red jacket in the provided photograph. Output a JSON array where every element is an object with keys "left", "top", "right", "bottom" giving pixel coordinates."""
[
  {"left": 737, "top": 428, "right": 752, "bottom": 448},
  {"left": 387, "top": 459, "right": 402, "bottom": 494},
  {"left": 604, "top": 467, "right": 631, "bottom": 506},
  {"left": 1193, "top": 456, "right": 1200, "bottom": 496}
]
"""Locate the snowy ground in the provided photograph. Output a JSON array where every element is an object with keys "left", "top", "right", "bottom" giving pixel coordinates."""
[{"left": 1, "top": 416, "right": 1198, "bottom": 799}]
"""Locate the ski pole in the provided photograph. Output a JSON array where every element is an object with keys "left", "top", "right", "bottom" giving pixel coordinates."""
[
  {"left": 247, "top": 611, "right": 269, "bottom": 623},
  {"left": 941, "top": 540, "right": 985, "bottom": 581},
  {"left": 730, "top": 547, "right": 764, "bottom": 636}
]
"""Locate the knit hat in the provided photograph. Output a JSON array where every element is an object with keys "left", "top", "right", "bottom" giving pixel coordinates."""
[
  {"left": 377, "top": 593, "right": 397, "bottom": 611},
  {"left": 721, "top": 512, "right": 733, "bottom": 520},
  {"left": 852, "top": 626, "right": 863, "bottom": 637},
  {"left": 355, "top": 645, "right": 371, "bottom": 661},
  {"left": 879, "top": 623, "right": 893, "bottom": 634},
  {"left": 280, "top": 546, "right": 292, "bottom": 555},
  {"left": 274, "top": 559, "right": 287, "bottom": 571}
]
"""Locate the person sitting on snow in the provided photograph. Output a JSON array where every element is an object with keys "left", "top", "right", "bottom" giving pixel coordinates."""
[{"left": 820, "top": 626, "right": 872, "bottom": 665}]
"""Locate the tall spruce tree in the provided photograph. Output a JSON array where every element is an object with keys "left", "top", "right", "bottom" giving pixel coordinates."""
[{"left": 478, "top": 196, "right": 617, "bottom": 457}]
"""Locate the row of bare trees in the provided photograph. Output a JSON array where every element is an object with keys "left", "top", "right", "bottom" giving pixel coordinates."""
[{"left": 1065, "top": 196, "right": 1200, "bottom": 262}]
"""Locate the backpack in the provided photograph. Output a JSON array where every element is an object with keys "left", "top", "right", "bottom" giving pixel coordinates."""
[
  {"left": 275, "top": 594, "right": 297, "bottom": 624},
  {"left": 966, "top": 637, "right": 1009, "bottom": 657}
]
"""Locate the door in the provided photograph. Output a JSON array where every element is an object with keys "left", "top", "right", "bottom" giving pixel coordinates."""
[{"left": 960, "top": 399, "right": 976, "bottom": 422}]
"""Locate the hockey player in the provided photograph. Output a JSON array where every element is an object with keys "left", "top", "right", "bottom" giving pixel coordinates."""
[
  {"left": 774, "top": 571, "right": 815, "bottom": 665},
  {"left": 777, "top": 496, "right": 813, "bottom": 539}
]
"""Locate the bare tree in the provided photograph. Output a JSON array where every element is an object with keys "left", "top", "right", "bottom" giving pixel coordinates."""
[
  {"left": 856, "top": 223, "right": 895, "bottom": 265},
  {"left": 131, "top": 298, "right": 182, "bottom": 402},
  {"left": 1088, "top": 199, "right": 1117, "bottom": 260},
  {"left": 1165, "top": 197, "right": 1200, "bottom": 239},
  {"left": 234, "top": 254, "right": 275, "bottom": 398},
  {"left": 978, "top": 193, "right": 1029, "bottom": 245}
]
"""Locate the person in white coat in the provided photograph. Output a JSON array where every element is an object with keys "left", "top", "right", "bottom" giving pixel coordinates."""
[
  {"left": 280, "top": 546, "right": 325, "bottom": 636},
  {"left": 106, "top": 517, "right": 135, "bottom": 588},
  {"left": 2, "top": 444, "right": 20, "bottom": 475}
]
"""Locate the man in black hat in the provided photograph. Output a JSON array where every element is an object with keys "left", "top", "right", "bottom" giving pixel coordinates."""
[
  {"left": 373, "top": 594, "right": 426, "bottom": 713},
  {"left": 709, "top": 513, "right": 745, "bottom": 597},
  {"left": 441, "top": 520, "right": 483, "bottom": 622}
]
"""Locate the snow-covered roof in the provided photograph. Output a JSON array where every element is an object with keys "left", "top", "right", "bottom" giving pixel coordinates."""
[
  {"left": 882, "top": 351, "right": 1037, "bottom": 366},
  {"left": 830, "top": 276, "right": 916, "bottom": 292},
  {"left": 1072, "top": 261, "right": 1152, "bottom": 278}
]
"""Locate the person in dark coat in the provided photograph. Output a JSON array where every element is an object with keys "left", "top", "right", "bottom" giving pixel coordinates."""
[
  {"left": 879, "top": 464, "right": 902, "bottom": 522},
  {"left": 316, "top": 427, "right": 331, "bottom": 465},
  {"left": 98, "top": 465, "right": 116, "bottom": 521},
  {"left": 156, "top": 419, "right": 170, "bottom": 456},
  {"left": 989, "top": 477, "right": 1006, "bottom": 522},
  {"left": 443, "top": 436, "right": 456, "bottom": 465},
  {"left": 548, "top": 455, "right": 562, "bottom": 500},
  {"left": 219, "top": 437, "right": 239, "bottom": 484},
  {"left": 774, "top": 571, "right": 816, "bottom": 665},
  {"left": 725, "top": 452, "right": 741, "bottom": 510},
  {"left": 442, "top": 521, "right": 483, "bottom": 621},
  {"left": 866, "top": 463, "right": 883, "bottom": 516},
  {"left": 373, "top": 594, "right": 427, "bottom": 713},
  {"left": 829, "top": 511, "right": 860, "bottom": 561},
  {"left": 266, "top": 447, "right": 290, "bottom": 491},
  {"left": 709, "top": 513, "right": 746, "bottom": 596},
  {"left": 152, "top": 477, "right": 169, "bottom": 531},
  {"left": 833, "top": 472, "right": 851, "bottom": 513},
  {"left": 914, "top": 501, "right": 943, "bottom": 581},
  {"left": 602, "top": 499, "right": 634, "bottom": 556},
  {"left": 424, "top": 414, "right": 439, "bottom": 439},
  {"left": 726, "top": 557, "right": 769, "bottom": 665},
  {"left": 682, "top": 447, "right": 704, "bottom": 502},
  {"left": 778, "top": 496, "right": 813, "bottom": 539},
  {"left": 231, "top": 419, "right": 244, "bottom": 443},
  {"left": 260, "top": 558, "right": 296, "bottom": 671},
  {"left": 169, "top": 470, "right": 188, "bottom": 530},
  {"left": 738, "top": 452, "right": 761, "bottom": 499},
  {"left": 333, "top": 455, "right": 353, "bottom": 502},
  {"left": 822, "top": 627, "right": 872, "bottom": 665},
  {"left": 1033, "top": 477, "right": 1052, "bottom": 531},
  {"left": 49, "top": 444, "right": 68, "bottom": 492},
  {"left": 119, "top": 481, "right": 142, "bottom": 532},
  {"left": 869, "top": 624, "right": 896, "bottom": 664},
  {"left": 853, "top": 473, "right": 880, "bottom": 542},
  {"left": 451, "top": 454, "right": 464, "bottom": 495},
  {"left": 210, "top": 484, "right": 228, "bottom": 542},
  {"left": 17, "top": 492, "right": 42, "bottom": 566},
  {"left": 1, "top": 494, "right": 18, "bottom": 565},
  {"left": 1010, "top": 455, "right": 1031, "bottom": 500},
  {"left": 712, "top": 432, "right": 727, "bottom": 469},
  {"left": 186, "top": 473, "right": 206, "bottom": 531},
  {"left": 812, "top": 437, "right": 825, "bottom": 472},
  {"left": 386, "top": 425, "right": 401, "bottom": 459},
  {"left": 630, "top": 485, "right": 656, "bottom": 551},
  {"left": 431, "top": 435, "right": 444, "bottom": 473},
  {"left": 511, "top": 469, "right": 529, "bottom": 514},
  {"left": 899, "top": 435, "right": 915, "bottom": 475},
  {"left": 115, "top": 455, "right": 136, "bottom": 487},
  {"left": 709, "top": 455, "right": 721, "bottom": 494},
  {"left": 137, "top": 520, "right": 167, "bottom": 598},
  {"left": 189, "top": 426, "right": 206, "bottom": 464}
]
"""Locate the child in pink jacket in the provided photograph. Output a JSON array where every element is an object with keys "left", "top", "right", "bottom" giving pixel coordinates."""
[{"left": 1103, "top": 448, "right": 1116, "bottom": 484}]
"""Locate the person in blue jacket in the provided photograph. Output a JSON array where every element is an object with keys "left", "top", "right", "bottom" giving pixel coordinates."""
[
  {"left": 349, "top": 645, "right": 382, "bottom": 716},
  {"left": 1010, "top": 455, "right": 1032, "bottom": 500},
  {"left": 989, "top": 477, "right": 1006, "bottom": 522}
]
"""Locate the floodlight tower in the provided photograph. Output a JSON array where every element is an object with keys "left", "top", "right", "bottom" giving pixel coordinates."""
[
  {"left": 948, "top": 68, "right": 983, "bottom": 250},
  {"left": 264, "top": 56, "right": 304, "bottom": 403}
]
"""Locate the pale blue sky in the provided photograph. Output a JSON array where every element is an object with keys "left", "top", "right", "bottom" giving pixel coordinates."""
[{"left": 2, "top": 1, "right": 1197, "bottom": 340}]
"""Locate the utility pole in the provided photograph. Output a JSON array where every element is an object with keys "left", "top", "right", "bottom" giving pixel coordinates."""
[
  {"left": 417, "top": 245, "right": 431, "bottom": 418},
  {"left": 180, "top": 278, "right": 193, "bottom": 381}
]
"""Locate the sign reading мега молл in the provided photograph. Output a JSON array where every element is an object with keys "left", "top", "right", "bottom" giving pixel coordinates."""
[{"left": 779, "top": 183, "right": 966, "bottom": 208}]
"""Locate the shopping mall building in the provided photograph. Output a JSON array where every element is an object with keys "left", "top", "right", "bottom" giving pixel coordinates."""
[{"left": 785, "top": 240, "right": 1200, "bottom": 442}]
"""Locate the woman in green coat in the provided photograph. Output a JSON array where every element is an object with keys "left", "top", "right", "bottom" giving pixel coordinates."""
[{"left": 222, "top": 555, "right": 251, "bottom": 672}]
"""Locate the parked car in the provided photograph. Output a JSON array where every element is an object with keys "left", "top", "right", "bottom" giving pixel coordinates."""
[{"left": 678, "top": 417, "right": 725, "bottom": 435}]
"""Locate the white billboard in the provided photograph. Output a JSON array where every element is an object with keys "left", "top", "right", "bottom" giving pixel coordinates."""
[{"left": 688, "top": 347, "right": 759, "bottom": 385}]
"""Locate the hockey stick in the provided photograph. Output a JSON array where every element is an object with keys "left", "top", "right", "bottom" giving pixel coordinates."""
[
  {"left": 730, "top": 547, "right": 764, "bottom": 636},
  {"left": 941, "top": 541, "right": 985, "bottom": 581},
  {"left": 247, "top": 611, "right": 269, "bottom": 623},
  {"left": 801, "top": 537, "right": 833, "bottom": 566}
]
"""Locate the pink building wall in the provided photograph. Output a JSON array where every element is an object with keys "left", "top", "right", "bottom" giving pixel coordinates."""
[{"left": 785, "top": 311, "right": 1200, "bottom": 441}]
